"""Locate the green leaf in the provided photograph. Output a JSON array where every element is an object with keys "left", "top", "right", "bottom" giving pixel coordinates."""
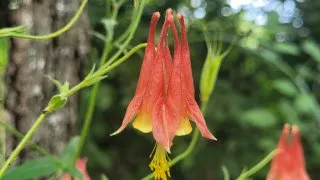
[
  {"left": 272, "top": 79, "right": 298, "bottom": 96},
  {"left": 294, "top": 94, "right": 315, "bottom": 114},
  {"left": 240, "top": 108, "right": 277, "bottom": 128},
  {"left": 59, "top": 137, "right": 83, "bottom": 180},
  {"left": 3, "top": 156, "right": 61, "bottom": 180},
  {"left": 273, "top": 42, "right": 300, "bottom": 55},
  {"left": 302, "top": 39, "right": 320, "bottom": 63},
  {"left": 46, "top": 95, "right": 67, "bottom": 112},
  {"left": 60, "top": 136, "right": 80, "bottom": 164}
]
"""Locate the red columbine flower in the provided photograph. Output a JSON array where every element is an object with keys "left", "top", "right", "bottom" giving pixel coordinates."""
[
  {"left": 267, "top": 124, "right": 310, "bottom": 180},
  {"left": 111, "top": 9, "right": 216, "bottom": 180}
]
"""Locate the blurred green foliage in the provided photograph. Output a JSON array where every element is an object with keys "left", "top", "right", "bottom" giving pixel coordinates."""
[{"left": 80, "top": 0, "right": 320, "bottom": 179}]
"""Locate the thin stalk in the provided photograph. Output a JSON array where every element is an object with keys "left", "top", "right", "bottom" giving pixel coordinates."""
[
  {"left": 66, "top": 43, "right": 147, "bottom": 97},
  {"left": 72, "top": 83, "right": 100, "bottom": 164},
  {"left": 104, "top": 0, "right": 146, "bottom": 67},
  {"left": 9, "top": 0, "right": 88, "bottom": 40},
  {"left": 0, "top": 38, "right": 8, "bottom": 166},
  {"left": 0, "top": 112, "right": 49, "bottom": 177},
  {"left": 0, "top": 120, "right": 49, "bottom": 156},
  {"left": 236, "top": 149, "right": 278, "bottom": 180},
  {"left": 141, "top": 102, "right": 208, "bottom": 180}
]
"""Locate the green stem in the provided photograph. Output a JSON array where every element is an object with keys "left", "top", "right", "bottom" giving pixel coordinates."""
[
  {"left": 67, "top": 43, "right": 147, "bottom": 97},
  {"left": 104, "top": 0, "right": 146, "bottom": 67},
  {"left": 72, "top": 83, "right": 100, "bottom": 164},
  {"left": 236, "top": 149, "right": 278, "bottom": 180},
  {"left": 0, "top": 111, "right": 49, "bottom": 178},
  {"left": 9, "top": 0, "right": 88, "bottom": 40},
  {"left": 141, "top": 102, "right": 208, "bottom": 180},
  {"left": 0, "top": 120, "right": 49, "bottom": 156},
  {"left": 0, "top": 37, "right": 8, "bottom": 166},
  {"left": 72, "top": 0, "right": 119, "bottom": 164}
]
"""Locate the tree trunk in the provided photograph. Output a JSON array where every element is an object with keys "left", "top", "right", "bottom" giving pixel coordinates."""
[{"left": 3, "top": 0, "right": 90, "bottom": 164}]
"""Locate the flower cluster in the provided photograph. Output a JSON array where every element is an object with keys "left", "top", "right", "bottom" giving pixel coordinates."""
[{"left": 111, "top": 9, "right": 216, "bottom": 179}]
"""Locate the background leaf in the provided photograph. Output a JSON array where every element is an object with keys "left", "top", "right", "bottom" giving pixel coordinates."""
[
  {"left": 3, "top": 157, "right": 61, "bottom": 180},
  {"left": 240, "top": 108, "right": 277, "bottom": 128}
]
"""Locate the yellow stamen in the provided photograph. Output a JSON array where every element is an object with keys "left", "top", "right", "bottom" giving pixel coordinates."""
[{"left": 149, "top": 144, "right": 171, "bottom": 180}]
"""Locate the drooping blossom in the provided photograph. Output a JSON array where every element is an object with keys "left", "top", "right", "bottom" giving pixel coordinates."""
[
  {"left": 62, "top": 157, "right": 91, "bottom": 180},
  {"left": 111, "top": 9, "right": 216, "bottom": 180},
  {"left": 110, "top": 12, "right": 160, "bottom": 135},
  {"left": 267, "top": 124, "right": 310, "bottom": 180}
]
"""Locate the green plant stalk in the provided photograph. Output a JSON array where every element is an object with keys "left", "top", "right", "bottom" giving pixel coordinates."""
[
  {"left": 236, "top": 149, "right": 278, "bottom": 180},
  {"left": 0, "top": 112, "right": 48, "bottom": 177},
  {"left": 222, "top": 166, "right": 230, "bottom": 180},
  {"left": 104, "top": 0, "right": 146, "bottom": 67},
  {"left": 0, "top": 120, "right": 67, "bottom": 170},
  {"left": 141, "top": 102, "right": 208, "bottom": 180},
  {"left": 73, "top": 83, "right": 100, "bottom": 164},
  {"left": 73, "top": 0, "right": 146, "bottom": 164},
  {"left": 8, "top": 0, "right": 88, "bottom": 40},
  {"left": 0, "top": 37, "right": 8, "bottom": 166},
  {"left": 0, "top": 120, "right": 49, "bottom": 156},
  {"left": 72, "top": 0, "right": 118, "bottom": 164},
  {"left": 0, "top": 43, "right": 147, "bottom": 177}
]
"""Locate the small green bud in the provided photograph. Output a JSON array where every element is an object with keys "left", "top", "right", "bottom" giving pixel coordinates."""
[
  {"left": 45, "top": 95, "right": 67, "bottom": 112},
  {"left": 200, "top": 32, "right": 232, "bottom": 103}
]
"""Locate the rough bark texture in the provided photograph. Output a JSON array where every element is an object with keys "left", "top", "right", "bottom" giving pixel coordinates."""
[{"left": 3, "top": 0, "right": 90, "bottom": 163}]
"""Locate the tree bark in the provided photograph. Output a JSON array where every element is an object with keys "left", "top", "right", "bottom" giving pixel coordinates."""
[{"left": 3, "top": 0, "right": 90, "bottom": 164}]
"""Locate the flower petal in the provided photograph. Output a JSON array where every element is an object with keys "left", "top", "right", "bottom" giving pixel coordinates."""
[
  {"left": 152, "top": 97, "right": 179, "bottom": 152},
  {"left": 177, "top": 13, "right": 195, "bottom": 97},
  {"left": 110, "top": 93, "right": 144, "bottom": 136},
  {"left": 175, "top": 118, "right": 192, "bottom": 136},
  {"left": 136, "top": 12, "right": 160, "bottom": 93},
  {"left": 133, "top": 112, "right": 152, "bottom": 133},
  {"left": 186, "top": 96, "right": 216, "bottom": 140}
]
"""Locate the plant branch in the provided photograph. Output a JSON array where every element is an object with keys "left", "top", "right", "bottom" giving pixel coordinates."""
[
  {"left": 0, "top": 120, "right": 49, "bottom": 156},
  {"left": 8, "top": 0, "right": 88, "bottom": 40},
  {"left": 236, "top": 149, "right": 278, "bottom": 180},
  {"left": 0, "top": 112, "right": 49, "bottom": 177}
]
